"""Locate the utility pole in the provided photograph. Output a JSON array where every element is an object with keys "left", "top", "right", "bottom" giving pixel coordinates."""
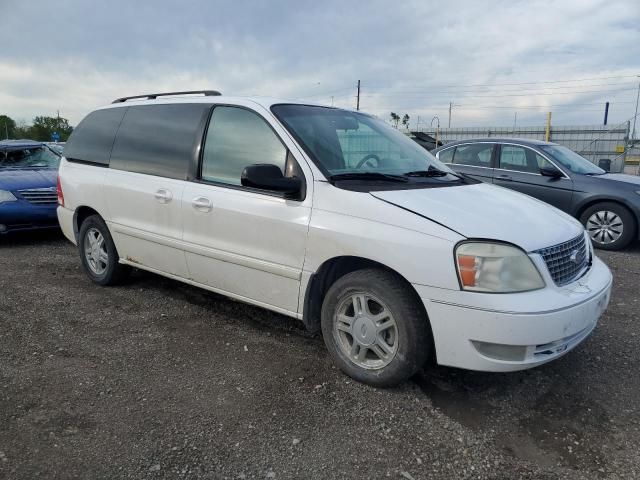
[
  {"left": 603, "top": 102, "right": 609, "bottom": 126},
  {"left": 448, "top": 102, "right": 452, "bottom": 128},
  {"left": 513, "top": 112, "right": 517, "bottom": 132},
  {"left": 545, "top": 111, "right": 552, "bottom": 142},
  {"left": 356, "top": 80, "right": 360, "bottom": 111}
]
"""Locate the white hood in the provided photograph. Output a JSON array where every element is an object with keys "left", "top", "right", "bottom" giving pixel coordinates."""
[{"left": 371, "top": 183, "right": 584, "bottom": 252}]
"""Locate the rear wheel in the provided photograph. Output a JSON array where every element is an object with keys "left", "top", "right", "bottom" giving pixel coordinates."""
[
  {"left": 78, "top": 214, "right": 130, "bottom": 285},
  {"left": 579, "top": 202, "right": 636, "bottom": 251},
  {"left": 321, "top": 268, "right": 431, "bottom": 387}
]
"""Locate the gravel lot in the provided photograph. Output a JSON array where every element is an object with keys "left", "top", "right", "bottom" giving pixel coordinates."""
[{"left": 1, "top": 231, "right": 639, "bottom": 479}]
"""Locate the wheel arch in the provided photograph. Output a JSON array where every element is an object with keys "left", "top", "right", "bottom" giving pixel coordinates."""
[
  {"left": 302, "top": 255, "right": 434, "bottom": 353},
  {"left": 73, "top": 206, "right": 104, "bottom": 242}
]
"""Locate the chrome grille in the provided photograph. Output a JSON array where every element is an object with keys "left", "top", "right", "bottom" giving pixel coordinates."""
[
  {"left": 534, "top": 234, "right": 590, "bottom": 287},
  {"left": 17, "top": 187, "right": 57, "bottom": 204}
]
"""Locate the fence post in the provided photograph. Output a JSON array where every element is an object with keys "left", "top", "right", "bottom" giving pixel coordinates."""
[{"left": 545, "top": 112, "right": 552, "bottom": 142}]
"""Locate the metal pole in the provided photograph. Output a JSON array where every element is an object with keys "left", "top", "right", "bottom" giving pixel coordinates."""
[
  {"left": 632, "top": 79, "right": 640, "bottom": 142},
  {"left": 448, "top": 102, "right": 452, "bottom": 128},
  {"left": 603, "top": 102, "right": 609, "bottom": 125},
  {"left": 513, "top": 112, "right": 517, "bottom": 133},
  {"left": 356, "top": 80, "right": 360, "bottom": 111}
]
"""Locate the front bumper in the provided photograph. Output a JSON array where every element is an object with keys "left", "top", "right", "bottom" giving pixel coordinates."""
[
  {"left": 414, "top": 255, "right": 612, "bottom": 372},
  {"left": 0, "top": 201, "right": 59, "bottom": 234}
]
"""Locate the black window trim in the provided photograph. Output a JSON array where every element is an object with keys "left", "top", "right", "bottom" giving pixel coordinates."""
[{"left": 193, "top": 103, "right": 307, "bottom": 202}]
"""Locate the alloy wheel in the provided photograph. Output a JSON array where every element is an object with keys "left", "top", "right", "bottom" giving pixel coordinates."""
[
  {"left": 334, "top": 292, "right": 399, "bottom": 370},
  {"left": 84, "top": 227, "right": 108, "bottom": 275},
  {"left": 586, "top": 210, "right": 624, "bottom": 245}
]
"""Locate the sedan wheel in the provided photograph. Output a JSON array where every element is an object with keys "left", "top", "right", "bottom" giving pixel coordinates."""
[{"left": 579, "top": 202, "right": 636, "bottom": 251}]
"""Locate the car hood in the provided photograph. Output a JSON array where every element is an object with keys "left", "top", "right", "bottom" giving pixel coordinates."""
[
  {"left": 0, "top": 168, "right": 57, "bottom": 191},
  {"left": 596, "top": 173, "right": 640, "bottom": 187},
  {"left": 371, "top": 183, "right": 584, "bottom": 252}
]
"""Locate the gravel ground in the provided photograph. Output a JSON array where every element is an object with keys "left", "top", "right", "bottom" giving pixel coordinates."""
[{"left": 1, "top": 231, "right": 639, "bottom": 479}]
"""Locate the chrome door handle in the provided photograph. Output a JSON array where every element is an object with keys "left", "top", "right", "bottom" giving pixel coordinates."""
[
  {"left": 192, "top": 196, "right": 213, "bottom": 212},
  {"left": 154, "top": 188, "right": 173, "bottom": 203}
]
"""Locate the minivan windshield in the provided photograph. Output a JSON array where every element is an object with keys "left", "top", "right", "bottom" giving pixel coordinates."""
[
  {"left": 0, "top": 146, "right": 61, "bottom": 169},
  {"left": 540, "top": 145, "right": 605, "bottom": 175},
  {"left": 272, "top": 104, "right": 458, "bottom": 182}
]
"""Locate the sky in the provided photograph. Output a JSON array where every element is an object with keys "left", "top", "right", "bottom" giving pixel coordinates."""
[{"left": 1, "top": 0, "right": 639, "bottom": 130}]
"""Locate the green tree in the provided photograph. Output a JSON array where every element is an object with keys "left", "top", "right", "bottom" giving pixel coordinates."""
[
  {"left": 13, "top": 120, "right": 31, "bottom": 139},
  {"left": 390, "top": 112, "right": 400, "bottom": 128},
  {"left": 402, "top": 114, "right": 410, "bottom": 129},
  {"left": 28, "top": 115, "right": 73, "bottom": 142},
  {"left": 0, "top": 115, "right": 16, "bottom": 139}
]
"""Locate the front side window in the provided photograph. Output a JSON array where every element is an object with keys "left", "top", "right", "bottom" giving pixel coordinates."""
[
  {"left": 452, "top": 144, "right": 493, "bottom": 167},
  {"left": 540, "top": 145, "right": 604, "bottom": 175},
  {"left": 271, "top": 104, "right": 457, "bottom": 183},
  {"left": 499, "top": 145, "right": 541, "bottom": 173},
  {"left": 201, "top": 107, "right": 287, "bottom": 185}
]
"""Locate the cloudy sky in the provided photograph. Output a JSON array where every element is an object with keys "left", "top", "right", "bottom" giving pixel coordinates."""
[{"left": 1, "top": 0, "right": 639, "bottom": 129}]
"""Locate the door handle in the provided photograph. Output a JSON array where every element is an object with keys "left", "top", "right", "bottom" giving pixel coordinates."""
[
  {"left": 497, "top": 174, "right": 512, "bottom": 181},
  {"left": 154, "top": 188, "right": 173, "bottom": 203},
  {"left": 192, "top": 196, "right": 213, "bottom": 212}
]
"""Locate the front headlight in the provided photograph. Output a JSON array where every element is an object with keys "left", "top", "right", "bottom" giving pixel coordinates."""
[
  {"left": 455, "top": 242, "right": 545, "bottom": 293},
  {"left": 0, "top": 190, "right": 17, "bottom": 203}
]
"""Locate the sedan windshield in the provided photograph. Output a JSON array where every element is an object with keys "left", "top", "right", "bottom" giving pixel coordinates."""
[
  {"left": 0, "top": 146, "right": 61, "bottom": 169},
  {"left": 540, "top": 145, "right": 605, "bottom": 175},
  {"left": 271, "top": 104, "right": 458, "bottom": 182}
]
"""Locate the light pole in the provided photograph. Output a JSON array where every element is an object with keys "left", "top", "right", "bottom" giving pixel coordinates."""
[{"left": 431, "top": 115, "right": 441, "bottom": 148}]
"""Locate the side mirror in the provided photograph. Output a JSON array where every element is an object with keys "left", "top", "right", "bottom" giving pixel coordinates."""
[
  {"left": 540, "top": 165, "right": 563, "bottom": 178},
  {"left": 241, "top": 164, "right": 302, "bottom": 198}
]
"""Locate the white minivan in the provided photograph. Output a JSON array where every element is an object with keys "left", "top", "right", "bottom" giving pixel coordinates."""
[{"left": 57, "top": 90, "right": 612, "bottom": 387}]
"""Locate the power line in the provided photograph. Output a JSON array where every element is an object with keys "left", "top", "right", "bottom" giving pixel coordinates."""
[
  {"left": 364, "top": 74, "right": 640, "bottom": 90},
  {"left": 364, "top": 82, "right": 637, "bottom": 95},
  {"left": 362, "top": 87, "right": 637, "bottom": 99}
]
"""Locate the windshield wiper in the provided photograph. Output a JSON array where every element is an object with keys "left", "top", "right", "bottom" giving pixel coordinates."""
[
  {"left": 403, "top": 166, "right": 468, "bottom": 182},
  {"left": 403, "top": 169, "right": 449, "bottom": 177},
  {"left": 328, "top": 172, "right": 409, "bottom": 183}
]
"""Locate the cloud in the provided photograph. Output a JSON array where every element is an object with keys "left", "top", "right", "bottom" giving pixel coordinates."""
[{"left": 0, "top": 0, "right": 638, "bottom": 127}]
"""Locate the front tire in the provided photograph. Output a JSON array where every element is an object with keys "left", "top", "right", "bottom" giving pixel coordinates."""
[
  {"left": 321, "top": 268, "right": 431, "bottom": 387},
  {"left": 78, "top": 214, "right": 130, "bottom": 285},
  {"left": 580, "top": 202, "right": 636, "bottom": 251}
]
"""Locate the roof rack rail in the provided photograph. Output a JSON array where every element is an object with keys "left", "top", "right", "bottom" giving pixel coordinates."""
[{"left": 112, "top": 90, "right": 222, "bottom": 104}]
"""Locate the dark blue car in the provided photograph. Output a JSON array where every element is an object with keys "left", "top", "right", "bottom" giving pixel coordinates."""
[{"left": 0, "top": 140, "right": 61, "bottom": 234}]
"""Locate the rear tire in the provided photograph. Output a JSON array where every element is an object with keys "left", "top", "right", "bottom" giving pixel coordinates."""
[
  {"left": 78, "top": 214, "right": 130, "bottom": 285},
  {"left": 579, "top": 202, "right": 636, "bottom": 251},
  {"left": 321, "top": 268, "right": 431, "bottom": 387}
]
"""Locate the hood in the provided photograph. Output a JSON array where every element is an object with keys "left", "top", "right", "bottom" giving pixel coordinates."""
[
  {"left": 371, "top": 183, "right": 583, "bottom": 252},
  {"left": 596, "top": 173, "right": 640, "bottom": 187},
  {"left": 0, "top": 168, "right": 57, "bottom": 191}
]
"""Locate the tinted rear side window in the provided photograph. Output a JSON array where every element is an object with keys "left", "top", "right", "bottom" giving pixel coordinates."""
[
  {"left": 110, "top": 104, "right": 210, "bottom": 179},
  {"left": 63, "top": 108, "right": 126, "bottom": 165}
]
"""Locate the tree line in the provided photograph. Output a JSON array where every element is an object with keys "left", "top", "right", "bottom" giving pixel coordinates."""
[{"left": 0, "top": 114, "right": 74, "bottom": 142}]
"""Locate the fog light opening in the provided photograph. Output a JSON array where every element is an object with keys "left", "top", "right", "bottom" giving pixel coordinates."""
[{"left": 471, "top": 341, "right": 527, "bottom": 362}]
